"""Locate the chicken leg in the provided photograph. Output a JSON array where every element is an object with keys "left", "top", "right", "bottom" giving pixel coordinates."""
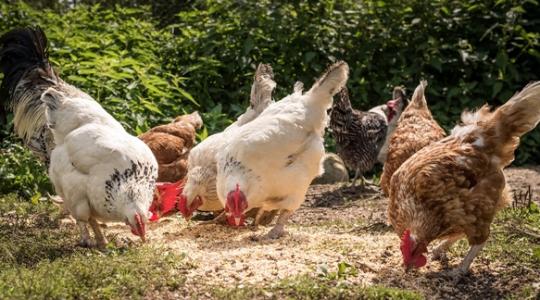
[
  {"left": 77, "top": 221, "right": 94, "bottom": 248},
  {"left": 256, "top": 209, "right": 278, "bottom": 226},
  {"left": 432, "top": 235, "right": 463, "bottom": 262},
  {"left": 253, "top": 209, "right": 292, "bottom": 240},
  {"left": 350, "top": 169, "right": 360, "bottom": 188},
  {"left": 449, "top": 242, "right": 486, "bottom": 279},
  {"left": 89, "top": 218, "right": 108, "bottom": 248}
]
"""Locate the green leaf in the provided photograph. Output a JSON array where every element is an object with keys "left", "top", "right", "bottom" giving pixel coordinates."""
[{"left": 492, "top": 82, "right": 503, "bottom": 98}]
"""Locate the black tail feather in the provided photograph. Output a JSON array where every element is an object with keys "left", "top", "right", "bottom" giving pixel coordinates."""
[{"left": 0, "top": 26, "right": 53, "bottom": 110}]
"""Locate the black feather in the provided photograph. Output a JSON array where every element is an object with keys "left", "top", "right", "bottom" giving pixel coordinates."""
[{"left": 0, "top": 26, "right": 54, "bottom": 110}]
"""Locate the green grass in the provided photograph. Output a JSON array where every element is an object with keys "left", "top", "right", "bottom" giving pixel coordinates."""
[
  {"left": 0, "top": 194, "right": 189, "bottom": 300},
  {"left": 210, "top": 274, "right": 422, "bottom": 300}
]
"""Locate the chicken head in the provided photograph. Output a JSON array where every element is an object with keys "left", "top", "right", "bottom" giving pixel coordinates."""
[
  {"left": 400, "top": 229, "right": 428, "bottom": 271},
  {"left": 177, "top": 194, "right": 203, "bottom": 220},
  {"left": 127, "top": 213, "right": 146, "bottom": 242},
  {"left": 225, "top": 184, "right": 248, "bottom": 226}
]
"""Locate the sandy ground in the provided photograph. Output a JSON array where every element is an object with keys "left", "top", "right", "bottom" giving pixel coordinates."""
[{"left": 97, "top": 166, "right": 540, "bottom": 299}]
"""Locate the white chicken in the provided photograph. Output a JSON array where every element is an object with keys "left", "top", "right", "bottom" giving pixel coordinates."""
[
  {"left": 180, "top": 63, "right": 276, "bottom": 220},
  {"left": 215, "top": 61, "right": 349, "bottom": 239},
  {"left": 44, "top": 86, "right": 158, "bottom": 247},
  {"left": 1, "top": 27, "right": 158, "bottom": 247}
]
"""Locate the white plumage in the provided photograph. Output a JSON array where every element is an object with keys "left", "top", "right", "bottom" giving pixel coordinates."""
[
  {"left": 215, "top": 61, "right": 349, "bottom": 239},
  {"left": 182, "top": 63, "right": 276, "bottom": 215},
  {"left": 44, "top": 84, "right": 157, "bottom": 247}
]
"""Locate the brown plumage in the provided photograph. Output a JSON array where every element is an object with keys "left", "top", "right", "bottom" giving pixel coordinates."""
[
  {"left": 380, "top": 81, "right": 445, "bottom": 195},
  {"left": 139, "top": 112, "right": 203, "bottom": 182},
  {"left": 389, "top": 82, "right": 540, "bottom": 274}
]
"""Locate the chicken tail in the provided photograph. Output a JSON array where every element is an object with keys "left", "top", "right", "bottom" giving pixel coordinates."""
[
  {"left": 454, "top": 81, "right": 540, "bottom": 167},
  {"left": 392, "top": 86, "right": 406, "bottom": 101},
  {"left": 293, "top": 81, "right": 304, "bottom": 94},
  {"left": 307, "top": 61, "right": 349, "bottom": 107},
  {"left": 487, "top": 82, "right": 540, "bottom": 165},
  {"left": 250, "top": 63, "right": 276, "bottom": 112},
  {"left": 0, "top": 26, "right": 57, "bottom": 113},
  {"left": 0, "top": 27, "right": 59, "bottom": 156},
  {"left": 408, "top": 80, "right": 428, "bottom": 109}
]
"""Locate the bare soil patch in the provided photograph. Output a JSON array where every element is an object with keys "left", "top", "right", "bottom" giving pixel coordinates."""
[{"left": 74, "top": 167, "right": 540, "bottom": 299}]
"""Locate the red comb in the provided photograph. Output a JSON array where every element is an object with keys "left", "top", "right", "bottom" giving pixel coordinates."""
[{"left": 149, "top": 180, "right": 184, "bottom": 221}]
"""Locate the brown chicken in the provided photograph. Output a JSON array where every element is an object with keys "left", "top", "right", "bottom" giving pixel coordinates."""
[
  {"left": 380, "top": 81, "right": 445, "bottom": 195},
  {"left": 139, "top": 111, "right": 203, "bottom": 182},
  {"left": 388, "top": 82, "right": 540, "bottom": 276}
]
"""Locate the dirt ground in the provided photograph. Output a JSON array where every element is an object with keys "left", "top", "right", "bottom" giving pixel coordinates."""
[{"left": 96, "top": 166, "right": 540, "bottom": 299}]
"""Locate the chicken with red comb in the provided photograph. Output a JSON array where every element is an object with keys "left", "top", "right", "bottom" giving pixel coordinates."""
[
  {"left": 216, "top": 61, "right": 349, "bottom": 239},
  {"left": 3, "top": 27, "right": 159, "bottom": 247},
  {"left": 181, "top": 63, "right": 276, "bottom": 225},
  {"left": 389, "top": 81, "right": 540, "bottom": 276}
]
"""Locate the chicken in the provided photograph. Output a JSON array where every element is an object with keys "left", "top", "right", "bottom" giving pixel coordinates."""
[
  {"left": 1, "top": 27, "right": 158, "bottom": 247},
  {"left": 370, "top": 87, "right": 407, "bottom": 163},
  {"left": 329, "top": 86, "right": 402, "bottom": 187},
  {"left": 214, "top": 61, "right": 349, "bottom": 239},
  {"left": 380, "top": 81, "right": 445, "bottom": 195},
  {"left": 388, "top": 82, "right": 540, "bottom": 275},
  {"left": 179, "top": 63, "right": 276, "bottom": 222},
  {"left": 139, "top": 111, "right": 203, "bottom": 182},
  {"left": 0, "top": 27, "right": 56, "bottom": 165}
]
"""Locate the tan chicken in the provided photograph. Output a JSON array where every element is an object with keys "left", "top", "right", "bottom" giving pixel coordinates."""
[
  {"left": 380, "top": 81, "right": 445, "bottom": 195},
  {"left": 139, "top": 112, "right": 203, "bottom": 182},
  {"left": 388, "top": 82, "right": 540, "bottom": 276}
]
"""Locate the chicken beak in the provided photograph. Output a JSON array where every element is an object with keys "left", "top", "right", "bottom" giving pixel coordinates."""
[{"left": 234, "top": 217, "right": 241, "bottom": 226}]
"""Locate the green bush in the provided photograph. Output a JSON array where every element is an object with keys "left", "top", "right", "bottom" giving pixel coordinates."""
[
  {"left": 0, "top": 137, "right": 51, "bottom": 198},
  {"left": 0, "top": 1, "right": 195, "bottom": 134},
  {"left": 165, "top": 0, "right": 540, "bottom": 163}
]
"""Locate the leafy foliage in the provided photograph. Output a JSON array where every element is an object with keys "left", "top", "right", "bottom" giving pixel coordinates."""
[
  {"left": 165, "top": 0, "right": 540, "bottom": 163},
  {"left": 0, "top": 1, "right": 195, "bottom": 134},
  {"left": 0, "top": 137, "right": 51, "bottom": 198}
]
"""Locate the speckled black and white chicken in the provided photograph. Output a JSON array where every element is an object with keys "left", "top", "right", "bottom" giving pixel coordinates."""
[{"left": 329, "top": 87, "right": 401, "bottom": 187}]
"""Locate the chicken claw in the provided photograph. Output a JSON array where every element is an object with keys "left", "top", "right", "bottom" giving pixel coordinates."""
[{"left": 251, "top": 210, "right": 291, "bottom": 241}]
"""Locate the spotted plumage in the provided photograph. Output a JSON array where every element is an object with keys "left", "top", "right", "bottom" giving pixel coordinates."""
[{"left": 329, "top": 87, "right": 388, "bottom": 183}]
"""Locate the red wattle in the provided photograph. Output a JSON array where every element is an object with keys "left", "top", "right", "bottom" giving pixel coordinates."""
[{"left": 226, "top": 215, "right": 246, "bottom": 227}]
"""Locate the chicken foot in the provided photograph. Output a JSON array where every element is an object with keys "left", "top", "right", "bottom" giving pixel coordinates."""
[
  {"left": 77, "top": 221, "right": 94, "bottom": 248},
  {"left": 252, "top": 210, "right": 292, "bottom": 241},
  {"left": 449, "top": 242, "right": 486, "bottom": 279}
]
